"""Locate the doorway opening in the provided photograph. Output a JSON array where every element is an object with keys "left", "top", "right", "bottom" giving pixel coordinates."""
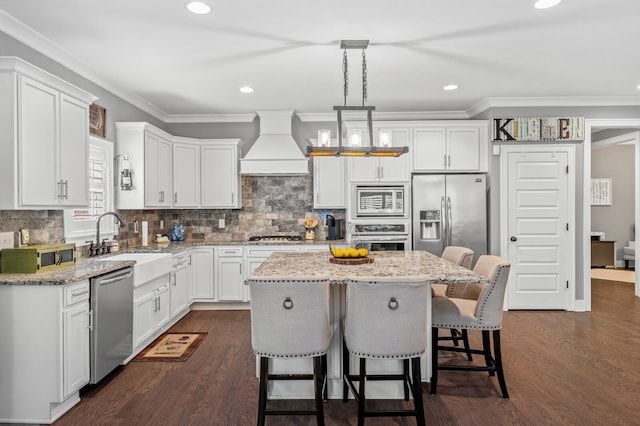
[{"left": 583, "top": 120, "right": 640, "bottom": 311}]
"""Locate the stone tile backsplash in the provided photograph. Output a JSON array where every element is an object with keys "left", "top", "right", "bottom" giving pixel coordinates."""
[{"left": 0, "top": 176, "right": 345, "bottom": 256}]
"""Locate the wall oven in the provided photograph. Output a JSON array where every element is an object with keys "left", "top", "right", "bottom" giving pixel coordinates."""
[
  {"left": 351, "top": 221, "right": 410, "bottom": 251},
  {"left": 352, "top": 185, "right": 407, "bottom": 218}
]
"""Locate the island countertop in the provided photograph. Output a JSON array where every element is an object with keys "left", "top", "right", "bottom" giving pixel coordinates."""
[{"left": 250, "top": 251, "right": 488, "bottom": 285}]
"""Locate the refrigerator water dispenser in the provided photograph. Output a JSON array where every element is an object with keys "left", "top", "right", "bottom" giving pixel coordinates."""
[{"left": 420, "top": 210, "right": 441, "bottom": 240}]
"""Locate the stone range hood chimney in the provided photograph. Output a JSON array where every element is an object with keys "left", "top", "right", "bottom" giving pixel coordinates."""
[{"left": 239, "top": 110, "right": 309, "bottom": 176}]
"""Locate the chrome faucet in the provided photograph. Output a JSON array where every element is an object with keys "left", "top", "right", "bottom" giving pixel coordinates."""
[{"left": 90, "top": 212, "right": 126, "bottom": 256}]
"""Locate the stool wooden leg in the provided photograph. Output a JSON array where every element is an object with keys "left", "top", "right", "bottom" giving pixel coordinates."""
[
  {"left": 342, "top": 339, "right": 350, "bottom": 402},
  {"left": 430, "top": 327, "right": 438, "bottom": 395},
  {"left": 257, "top": 357, "right": 268, "bottom": 426},
  {"left": 450, "top": 328, "right": 460, "bottom": 346},
  {"left": 482, "top": 330, "right": 495, "bottom": 376},
  {"left": 321, "top": 354, "right": 328, "bottom": 402},
  {"left": 314, "top": 356, "right": 326, "bottom": 426},
  {"left": 493, "top": 330, "right": 509, "bottom": 399},
  {"left": 461, "top": 329, "right": 473, "bottom": 361},
  {"left": 358, "top": 358, "right": 366, "bottom": 426},
  {"left": 403, "top": 359, "right": 410, "bottom": 401},
  {"left": 411, "top": 357, "right": 426, "bottom": 426}
]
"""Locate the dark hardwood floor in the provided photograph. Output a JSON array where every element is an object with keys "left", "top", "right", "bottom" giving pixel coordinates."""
[{"left": 54, "top": 279, "right": 640, "bottom": 425}]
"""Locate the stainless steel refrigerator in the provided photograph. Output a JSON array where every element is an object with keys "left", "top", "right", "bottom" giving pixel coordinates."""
[{"left": 412, "top": 174, "right": 487, "bottom": 264}]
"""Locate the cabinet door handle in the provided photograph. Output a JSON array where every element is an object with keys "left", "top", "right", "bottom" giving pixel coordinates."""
[
  {"left": 57, "top": 180, "right": 64, "bottom": 199},
  {"left": 88, "top": 310, "right": 93, "bottom": 331},
  {"left": 380, "top": 167, "right": 384, "bottom": 179},
  {"left": 443, "top": 155, "right": 447, "bottom": 167},
  {"left": 448, "top": 155, "right": 451, "bottom": 167},
  {"left": 231, "top": 193, "right": 235, "bottom": 204},
  {"left": 174, "top": 192, "right": 178, "bottom": 204},
  {"left": 71, "top": 289, "right": 89, "bottom": 297},
  {"left": 64, "top": 180, "right": 69, "bottom": 199}
]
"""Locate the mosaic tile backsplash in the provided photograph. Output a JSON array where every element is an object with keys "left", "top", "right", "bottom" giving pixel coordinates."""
[{"left": 0, "top": 176, "right": 345, "bottom": 257}]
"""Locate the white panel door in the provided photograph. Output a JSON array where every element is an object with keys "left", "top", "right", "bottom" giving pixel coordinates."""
[{"left": 503, "top": 147, "right": 574, "bottom": 310}]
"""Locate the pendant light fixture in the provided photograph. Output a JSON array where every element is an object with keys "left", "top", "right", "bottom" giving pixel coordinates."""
[{"left": 307, "top": 40, "right": 408, "bottom": 157}]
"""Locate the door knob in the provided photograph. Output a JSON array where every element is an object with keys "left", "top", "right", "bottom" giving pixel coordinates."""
[{"left": 510, "top": 236, "right": 517, "bottom": 242}]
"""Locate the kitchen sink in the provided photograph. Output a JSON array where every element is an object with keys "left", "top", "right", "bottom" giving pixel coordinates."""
[{"left": 98, "top": 253, "right": 172, "bottom": 287}]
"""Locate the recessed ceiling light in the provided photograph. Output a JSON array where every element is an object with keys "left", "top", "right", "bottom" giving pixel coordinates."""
[
  {"left": 239, "top": 86, "right": 254, "bottom": 93},
  {"left": 186, "top": 1, "right": 211, "bottom": 14},
  {"left": 534, "top": 0, "right": 563, "bottom": 9},
  {"left": 443, "top": 84, "right": 459, "bottom": 91}
]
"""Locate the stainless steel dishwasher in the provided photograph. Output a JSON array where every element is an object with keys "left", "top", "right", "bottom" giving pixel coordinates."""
[{"left": 90, "top": 266, "right": 134, "bottom": 384}]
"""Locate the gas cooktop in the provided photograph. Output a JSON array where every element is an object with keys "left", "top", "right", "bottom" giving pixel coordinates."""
[{"left": 248, "top": 235, "right": 303, "bottom": 242}]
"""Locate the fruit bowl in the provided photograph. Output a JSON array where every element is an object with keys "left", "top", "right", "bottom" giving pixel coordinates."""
[{"left": 329, "top": 242, "right": 370, "bottom": 258}]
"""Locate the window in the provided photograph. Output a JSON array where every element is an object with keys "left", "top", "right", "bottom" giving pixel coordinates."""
[{"left": 64, "top": 136, "right": 115, "bottom": 245}]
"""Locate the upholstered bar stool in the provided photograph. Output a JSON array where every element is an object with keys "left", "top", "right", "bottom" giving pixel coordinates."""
[
  {"left": 432, "top": 246, "right": 474, "bottom": 298},
  {"left": 431, "top": 255, "right": 511, "bottom": 398},
  {"left": 342, "top": 275, "right": 430, "bottom": 426},
  {"left": 433, "top": 246, "right": 474, "bottom": 356},
  {"left": 248, "top": 276, "right": 332, "bottom": 426}
]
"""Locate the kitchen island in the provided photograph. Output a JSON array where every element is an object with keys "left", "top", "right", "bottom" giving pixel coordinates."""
[{"left": 249, "top": 250, "right": 488, "bottom": 400}]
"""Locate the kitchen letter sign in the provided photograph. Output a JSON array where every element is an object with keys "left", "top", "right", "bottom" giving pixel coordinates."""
[{"left": 492, "top": 117, "right": 584, "bottom": 142}]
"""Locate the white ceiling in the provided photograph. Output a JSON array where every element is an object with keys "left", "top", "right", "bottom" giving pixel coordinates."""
[{"left": 1, "top": 0, "right": 640, "bottom": 121}]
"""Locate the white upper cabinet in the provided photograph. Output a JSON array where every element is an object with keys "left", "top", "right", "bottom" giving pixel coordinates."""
[
  {"left": 412, "top": 122, "right": 488, "bottom": 172},
  {"left": 0, "top": 58, "right": 96, "bottom": 209},
  {"left": 143, "top": 129, "right": 173, "bottom": 207},
  {"left": 116, "top": 122, "right": 241, "bottom": 209},
  {"left": 347, "top": 127, "right": 410, "bottom": 183},
  {"left": 201, "top": 142, "right": 241, "bottom": 209},
  {"left": 173, "top": 141, "right": 200, "bottom": 207},
  {"left": 313, "top": 156, "right": 346, "bottom": 208}
]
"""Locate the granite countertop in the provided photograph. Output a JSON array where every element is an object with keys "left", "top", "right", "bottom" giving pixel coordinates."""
[
  {"left": 122, "top": 239, "right": 338, "bottom": 254},
  {"left": 250, "top": 251, "right": 489, "bottom": 285},
  {"left": 0, "top": 239, "right": 339, "bottom": 286},
  {"left": 0, "top": 258, "right": 136, "bottom": 286}
]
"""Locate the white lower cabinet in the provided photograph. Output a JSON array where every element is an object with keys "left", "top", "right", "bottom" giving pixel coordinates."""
[
  {"left": 217, "top": 246, "right": 245, "bottom": 301},
  {"left": 0, "top": 280, "right": 90, "bottom": 423},
  {"left": 63, "top": 300, "right": 91, "bottom": 398},
  {"left": 133, "top": 274, "right": 171, "bottom": 354},
  {"left": 170, "top": 251, "right": 192, "bottom": 319},
  {"left": 192, "top": 247, "right": 215, "bottom": 300}
]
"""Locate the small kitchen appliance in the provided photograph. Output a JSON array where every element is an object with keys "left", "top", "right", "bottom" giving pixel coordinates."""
[
  {"left": 353, "top": 185, "right": 406, "bottom": 218},
  {"left": 1, "top": 243, "right": 76, "bottom": 273},
  {"left": 326, "top": 215, "right": 344, "bottom": 240}
]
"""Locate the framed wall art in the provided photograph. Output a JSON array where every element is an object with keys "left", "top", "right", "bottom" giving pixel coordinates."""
[
  {"left": 591, "top": 178, "right": 612, "bottom": 206},
  {"left": 89, "top": 103, "right": 106, "bottom": 138}
]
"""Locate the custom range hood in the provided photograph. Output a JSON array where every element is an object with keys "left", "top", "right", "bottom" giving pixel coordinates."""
[{"left": 240, "top": 110, "right": 309, "bottom": 175}]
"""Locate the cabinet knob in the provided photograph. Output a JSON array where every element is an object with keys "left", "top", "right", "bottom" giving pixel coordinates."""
[{"left": 510, "top": 236, "right": 517, "bottom": 242}]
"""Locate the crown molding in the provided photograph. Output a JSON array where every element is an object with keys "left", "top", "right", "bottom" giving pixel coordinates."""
[
  {"left": 481, "top": 96, "right": 640, "bottom": 109},
  {"left": 164, "top": 113, "right": 257, "bottom": 123},
  {"left": 297, "top": 110, "right": 470, "bottom": 122},
  {"left": 0, "top": 9, "right": 169, "bottom": 121}
]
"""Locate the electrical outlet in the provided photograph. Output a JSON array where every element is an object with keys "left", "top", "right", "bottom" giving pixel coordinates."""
[
  {"left": 219, "top": 219, "right": 225, "bottom": 228},
  {"left": 0, "top": 232, "right": 14, "bottom": 250}
]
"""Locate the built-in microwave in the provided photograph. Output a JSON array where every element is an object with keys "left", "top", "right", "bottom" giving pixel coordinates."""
[{"left": 354, "top": 186, "right": 406, "bottom": 217}]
